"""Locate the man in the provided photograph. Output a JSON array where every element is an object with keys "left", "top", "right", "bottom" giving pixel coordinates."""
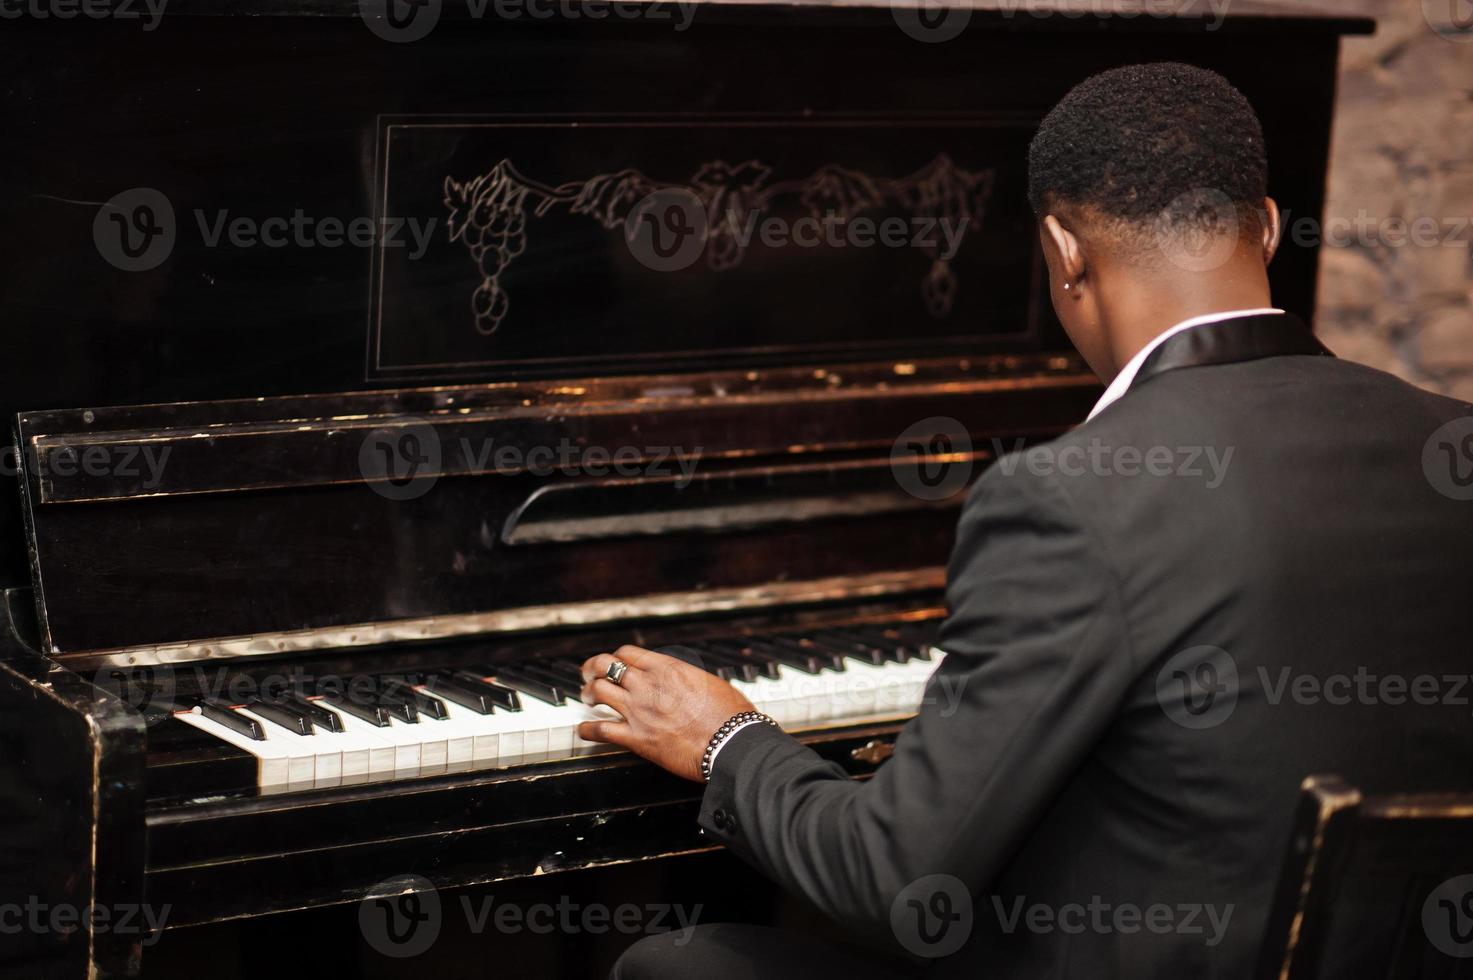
[{"left": 576, "top": 63, "right": 1473, "bottom": 977}]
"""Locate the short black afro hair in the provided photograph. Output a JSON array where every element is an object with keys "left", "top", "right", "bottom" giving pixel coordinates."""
[{"left": 1028, "top": 62, "right": 1267, "bottom": 240}]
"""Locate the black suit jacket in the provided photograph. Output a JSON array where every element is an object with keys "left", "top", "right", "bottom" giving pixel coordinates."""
[{"left": 698, "top": 313, "right": 1473, "bottom": 978}]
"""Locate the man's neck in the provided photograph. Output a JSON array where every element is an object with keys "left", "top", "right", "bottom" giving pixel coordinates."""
[{"left": 1099, "top": 260, "right": 1274, "bottom": 380}]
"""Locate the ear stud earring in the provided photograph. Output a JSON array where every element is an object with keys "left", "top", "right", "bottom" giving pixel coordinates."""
[{"left": 1063, "top": 282, "right": 1072, "bottom": 291}]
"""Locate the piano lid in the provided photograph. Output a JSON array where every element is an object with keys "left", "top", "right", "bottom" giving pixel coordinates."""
[{"left": 16, "top": 355, "right": 1098, "bottom": 666}]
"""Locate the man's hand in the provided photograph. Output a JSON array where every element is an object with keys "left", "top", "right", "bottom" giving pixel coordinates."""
[{"left": 578, "top": 645, "right": 756, "bottom": 782}]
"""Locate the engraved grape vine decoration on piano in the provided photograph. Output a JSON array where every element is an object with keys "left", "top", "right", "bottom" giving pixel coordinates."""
[{"left": 444, "top": 155, "right": 994, "bottom": 336}]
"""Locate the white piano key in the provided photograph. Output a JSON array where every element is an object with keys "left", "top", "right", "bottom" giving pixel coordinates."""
[
  {"left": 373, "top": 715, "right": 425, "bottom": 778},
  {"left": 469, "top": 703, "right": 531, "bottom": 765},
  {"left": 739, "top": 673, "right": 803, "bottom": 727},
  {"left": 568, "top": 701, "right": 623, "bottom": 756},
  {"left": 410, "top": 692, "right": 478, "bottom": 771},
  {"left": 824, "top": 660, "right": 882, "bottom": 718},
  {"left": 286, "top": 697, "right": 374, "bottom": 783},
  {"left": 506, "top": 696, "right": 576, "bottom": 763},
  {"left": 174, "top": 707, "right": 292, "bottom": 792},
  {"left": 236, "top": 706, "right": 321, "bottom": 788},
  {"left": 388, "top": 711, "right": 449, "bottom": 776},
  {"left": 316, "top": 723, "right": 374, "bottom": 784},
  {"left": 331, "top": 712, "right": 401, "bottom": 780},
  {"left": 428, "top": 696, "right": 502, "bottom": 767}
]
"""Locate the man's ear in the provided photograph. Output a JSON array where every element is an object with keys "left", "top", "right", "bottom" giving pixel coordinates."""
[
  {"left": 1041, "top": 214, "right": 1086, "bottom": 289},
  {"left": 1260, "top": 196, "right": 1282, "bottom": 264}
]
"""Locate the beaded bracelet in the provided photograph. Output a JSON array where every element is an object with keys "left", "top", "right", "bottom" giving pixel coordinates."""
[{"left": 700, "top": 710, "right": 777, "bottom": 782}]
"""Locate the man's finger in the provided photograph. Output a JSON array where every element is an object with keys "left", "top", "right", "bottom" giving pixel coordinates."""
[
  {"left": 578, "top": 719, "right": 638, "bottom": 749},
  {"left": 581, "top": 677, "right": 633, "bottom": 713},
  {"left": 581, "top": 652, "right": 645, "bottom": 688},
  {"left": 608, "top": 644, "right": 661, "bottom": 669}
]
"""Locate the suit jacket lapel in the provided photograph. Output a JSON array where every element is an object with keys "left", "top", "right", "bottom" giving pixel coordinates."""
[{"left": 1130, "top": 313, "right": 1333, "bottom": 396}]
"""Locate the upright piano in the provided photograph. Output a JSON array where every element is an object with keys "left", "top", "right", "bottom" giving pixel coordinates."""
[{"left": 0, "top": 1, "right": 1371, "bottom": 976}]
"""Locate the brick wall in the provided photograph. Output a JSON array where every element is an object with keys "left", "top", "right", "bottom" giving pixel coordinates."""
[{"left": 1315, "top": 0, "right": 1473, "bottom": 400}]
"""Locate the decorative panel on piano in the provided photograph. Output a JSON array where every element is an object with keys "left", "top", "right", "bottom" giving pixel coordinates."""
[{"left": 370, "top": 116, "right": 1043, "bottom": 380}]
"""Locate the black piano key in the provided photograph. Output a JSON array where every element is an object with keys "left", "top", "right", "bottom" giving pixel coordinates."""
[
  {"left": 747, "top": 638, "right": 826, "bottom": 674},
  {"left": 769, "top": 636, "right": 847, "bottom": 672},
  {"left": 319, "top": 690, "right": 392, "bottom": 727},
  {"left": 838, "top": 626, "right": 914, "bottom": 663},
  {"left": 868, "top": 625, "right": 933, "bottom": 661},
  {"left": 705, "top": 640, "right": 783, "bottom": 679},
  {"left": 514, "top": 663, "right": 580, "bottom": 701},
  {"left": 712, "top": 638, "right": 822, "bottom": 675},
  {"left": 198, "top": 698, "right": 265, "bottom": 741},
  {"left": 377, "top": 693, "right": 419, "bottom": 724},
  {"left": 534, "top": 660, "right": 588, "bottom": 692},
  {"left": 895, "top": 624, "right": 938, "bottom": 659},
  {"left": 448, "top": 671, "right": 522, "bottom": 711},
  {"left": 483, "top": 666, "right": 565, "bottom": 706},
  {"left": 277, "top": 693, "right": 344, "bottom": 732},
  {"left": 381, "top": 679, "right": 448, "bottom": 720},
  {"left": 424, "top": 673, "right": 498, "bottom": 714},
  {"left": 690, "top": 645, "right": 759, "bottom": 682},
  {"left": 809, "top": 631, "right": 888, "bottom": 666},
  {"left": 654, "top": 644, "right": 736, "bottom": 681},
  {"left": 246, "top": 697, "right": 313, "bottom": 736}
]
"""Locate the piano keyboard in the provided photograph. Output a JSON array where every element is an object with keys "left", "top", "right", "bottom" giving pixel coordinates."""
[{"left": 170, "top": 624, "right": 943, "bottom": 794}]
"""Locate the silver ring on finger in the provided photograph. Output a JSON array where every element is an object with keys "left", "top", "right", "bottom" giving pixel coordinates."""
[{"left": 606, "top": 659, "right": 629, "bottom": 687}]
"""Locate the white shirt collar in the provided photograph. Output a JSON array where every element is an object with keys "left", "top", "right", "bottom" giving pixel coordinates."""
[{"left": 1086, "top": 308, "right": 1285, "bottom": 420}]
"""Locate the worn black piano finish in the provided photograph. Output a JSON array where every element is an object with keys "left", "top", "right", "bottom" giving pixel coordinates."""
[{"left": 0, "top": 1, "right": 1370, "bottom": 977}]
